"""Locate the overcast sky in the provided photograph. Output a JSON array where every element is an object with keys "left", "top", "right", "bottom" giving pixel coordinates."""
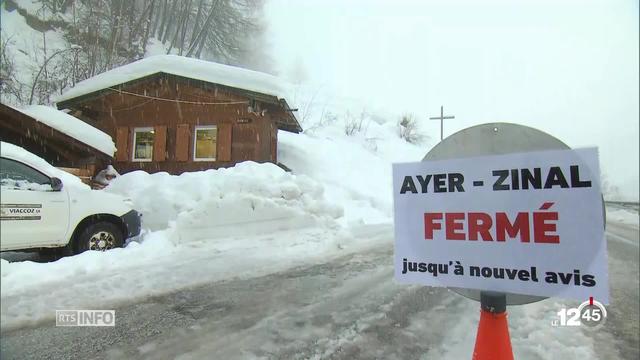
[{"left": 265, "top": 0, "right": 639, "bottom": 200}]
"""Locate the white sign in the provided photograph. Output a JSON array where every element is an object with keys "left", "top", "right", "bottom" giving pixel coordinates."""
[{"left": 393, "top": 148, "right": 609, "bottom": 303}]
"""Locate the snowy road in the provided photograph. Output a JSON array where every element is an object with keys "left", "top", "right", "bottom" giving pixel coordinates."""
[{"left": 1, "top": 220, "right": 638, "bottom": 360}]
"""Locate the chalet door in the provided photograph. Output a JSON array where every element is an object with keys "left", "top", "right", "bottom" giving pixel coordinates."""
[{"left": 231, "top": 125, "right": 258, "bottom": 162}]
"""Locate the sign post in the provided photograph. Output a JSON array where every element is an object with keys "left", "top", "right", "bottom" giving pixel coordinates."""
[{"left": 392, "top": 123, "right": 609, "bottom": 359}]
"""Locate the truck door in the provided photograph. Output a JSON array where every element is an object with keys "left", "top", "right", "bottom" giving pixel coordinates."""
[{"left": 0, "top": 158, "right": 70, "bottom": 250}]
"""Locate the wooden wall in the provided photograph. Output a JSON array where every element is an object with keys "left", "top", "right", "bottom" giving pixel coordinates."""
[{"left": 68, "top": 74, "right": 283, "bottom": 174}]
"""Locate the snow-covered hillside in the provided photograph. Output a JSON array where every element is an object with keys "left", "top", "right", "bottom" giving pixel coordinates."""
[{"left": 279, "top": 96, "right": 428, "bottom": 224}]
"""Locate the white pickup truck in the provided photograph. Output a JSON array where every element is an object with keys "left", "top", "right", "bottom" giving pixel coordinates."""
[{"left": 0, "top": 142, "right": 141, "bottom": 254}]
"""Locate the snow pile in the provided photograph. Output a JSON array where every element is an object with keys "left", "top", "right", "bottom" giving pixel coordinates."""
[
  {"left": 105, "top": 161, "right": 343, "bottom": 241},
  {"left": 17, "top": 105, "right": 115, "bottom": 156},
  {"left": 0, "top": 142, "right": 88, "bottom": 190},
  {"left": 0, "top": 152, "right": 355, "bottom": 331},
  {"left": 0, "top": 155, "right": 353, "bottom": 330},
  {"left": 55, "top": 55, "right": 292, "bottom": 104},
  {"left": 279, "top": 87, "right": 430, "bottom": 225}
]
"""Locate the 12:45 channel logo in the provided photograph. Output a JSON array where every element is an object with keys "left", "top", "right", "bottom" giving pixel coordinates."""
[{"left": 552, "top": 298, "right": 607, "bottom": 328}]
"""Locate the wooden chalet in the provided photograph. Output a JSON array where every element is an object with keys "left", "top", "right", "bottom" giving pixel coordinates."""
[
  {"left": 0, "top": 103, "right": 115, "bottom": 182},
  {"left": 55, "top": 55, "right": 302, "bottom": 175}
]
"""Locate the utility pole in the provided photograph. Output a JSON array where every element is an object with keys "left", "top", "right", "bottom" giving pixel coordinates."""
[{"left": 429, "top": 105, "right": 455, "bottom": 141}]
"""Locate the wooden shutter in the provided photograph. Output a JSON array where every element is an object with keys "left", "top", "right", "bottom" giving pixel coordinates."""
[
  {"left": 153, "top": 126, "right": 167, "bottom": 161},
  {"left": 175, "top": 124, "right": 190, "bottom": 162},
  {"left": 217, "top": 123, "right": 232, "bottom": 162},
  {"left": 115, "top": 127, "right": 129, "bottom": 161},
  {"left": 271, "top": 124, "right": 277, "bottom": 162}
]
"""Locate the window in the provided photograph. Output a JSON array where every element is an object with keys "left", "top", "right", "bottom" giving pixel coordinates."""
[
  {"left": 0, "top": 158, "right": 50, "bottom": 190},
  {"left": 133, "top": 127, "right": 155, "bottom": 161},
  {"left": 193, "top": 126, "right": 217, "bottom": 161}
]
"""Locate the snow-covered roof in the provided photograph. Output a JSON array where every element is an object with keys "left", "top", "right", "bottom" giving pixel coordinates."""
[
  {"left": 55, "top": 55, "right": 291, "bottom": 104},
  {"left": 16, "top": 105, "right": 115, "bottom": 156}
]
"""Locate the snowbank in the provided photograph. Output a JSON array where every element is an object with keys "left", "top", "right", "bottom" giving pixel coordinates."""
[
  {"left": 278, "top": 92, "right": 429, "bottom": 225},
  {"left": 55, "top": 55, "right": 292, "bottom": 104},
  {"left": 0, "top": 160, "right": 350, "bottom": 329},
  {"left": 104, "top": 161, "right": 343, "bottom": 240},
  {"left": 17, "top": 105, "right": 115, "bottom": 156},
  {"left": 0, "top": 142, "right": 88, "bottom": 190}
]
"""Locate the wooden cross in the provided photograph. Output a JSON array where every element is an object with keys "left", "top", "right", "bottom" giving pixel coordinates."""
[{"left": 429, "top": 105, "right": 455, "bottom": 141}]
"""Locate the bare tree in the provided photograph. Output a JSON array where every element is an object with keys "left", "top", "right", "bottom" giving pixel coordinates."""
[{"left": 0, "top": 35, "right": 26, "bottom": 105}]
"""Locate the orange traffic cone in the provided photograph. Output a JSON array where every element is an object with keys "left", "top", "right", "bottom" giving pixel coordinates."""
[{"left": 472, "top": 292, "right": 513, "bottom": 360}]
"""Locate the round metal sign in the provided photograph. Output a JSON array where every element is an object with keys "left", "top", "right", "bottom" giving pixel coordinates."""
[{"left": 423, "top": 122, "right": 569, "bottom": 305}]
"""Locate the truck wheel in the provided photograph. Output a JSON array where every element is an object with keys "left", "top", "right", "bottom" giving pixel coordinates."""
[{"left": 75, "top": 222, "right": 124, "bottom": 253}]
